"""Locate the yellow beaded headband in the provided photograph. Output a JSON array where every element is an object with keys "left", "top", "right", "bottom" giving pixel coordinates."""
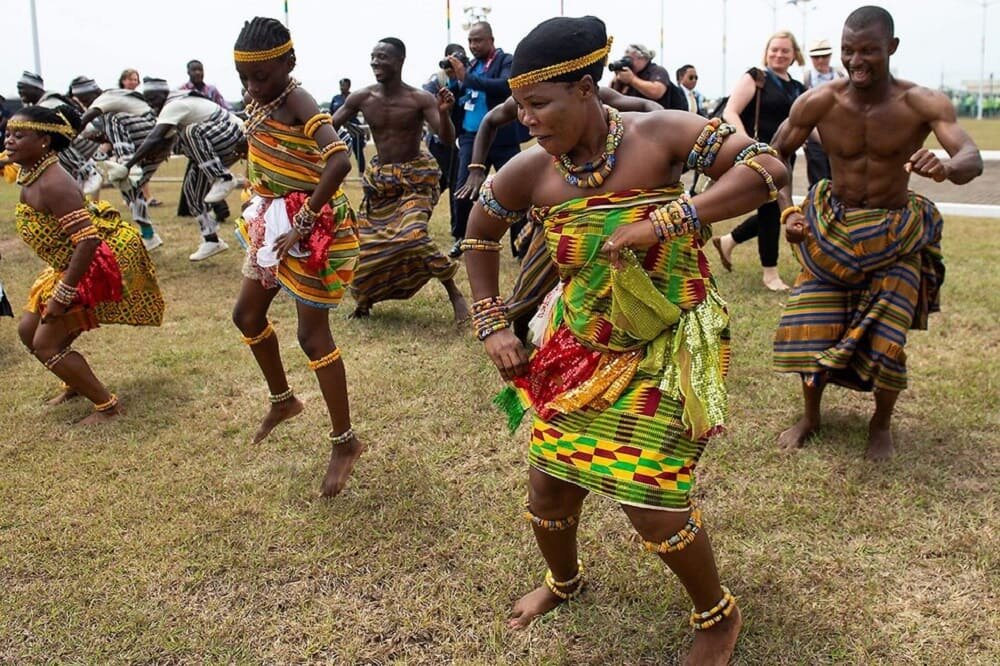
[
  {"left": 234, "top": 39, "right": 294, "bottom": 62},
  {"left": 509, "top": 37, "right": 613, "bottom": 89},
  {"left": 7, "top": 118, "right": 76, "bottom": 138}
]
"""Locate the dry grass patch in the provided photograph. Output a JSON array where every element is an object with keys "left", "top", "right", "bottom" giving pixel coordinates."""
[{"left": 0, "top": 160, "right": 997, "bottom": 664}]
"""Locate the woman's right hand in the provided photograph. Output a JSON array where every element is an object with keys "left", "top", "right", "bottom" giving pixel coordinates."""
[
  {"left": 784, "top": 211, "right": 807, "bottom": 244},
  {"left": 484, "top": 328, "right": 529, "bottom": 381},
  {"left": 456, "top": 169, "right": 486, "bottom": 200}
]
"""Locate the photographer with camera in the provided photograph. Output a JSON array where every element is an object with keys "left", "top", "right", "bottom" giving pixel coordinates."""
[
  {"left": 609, "top": 43, "right": 687, "bottom": 111},
  {"left": 445, "top": 21, "right": 519, "bottom": 258},
  {"left": 424, "top": 44, "right": 469, "bottom": 232}
]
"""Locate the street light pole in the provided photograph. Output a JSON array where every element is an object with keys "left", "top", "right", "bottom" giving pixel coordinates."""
[
  {"left": 29, "top": 0, "right": 42, "bottom": 76},
  {"left": 978, "top": 1, "right": 988, "bottom": 119},
  {"left": 722, "top": 0, "right": 728, "bottom": 93}
]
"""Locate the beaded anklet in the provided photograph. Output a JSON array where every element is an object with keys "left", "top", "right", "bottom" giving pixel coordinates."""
[
  {"left": 524, "top": 498, "right": 580, "bottom": 531},
  {"left": 94, "top": 394, "right": 119, "bottom": 413},
  {"left": 269, "top": 388, "right": 294, "bottom": 404},
  {"left": 307, "top": 348, "right": 341, "bottom": 371},
  {"left": 241, "top": 322, "right": 275, "bottom": 346},
  {"left": 544, "top": 561, "right": 586, "bottom": 601},
  {"left": 42, "top": 347, "right": 75, "bottom": 370},
  {"left": 328, "top": 427, "right": 355, "bottom": 446},
  {"left": 690, "top": 586, "right": 737, "bottom": 630},
  {"left": 641, "top": 506, "right": 703, "bottom": 554}
]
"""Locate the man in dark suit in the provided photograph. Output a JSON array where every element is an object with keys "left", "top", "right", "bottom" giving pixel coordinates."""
[{"left": 446, "top": 21, "right": 520, "bottom": 257}]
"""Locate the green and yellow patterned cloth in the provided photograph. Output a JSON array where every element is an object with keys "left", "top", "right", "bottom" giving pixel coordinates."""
[{"left": 497, "top": 187, "right": 730, "bottom": 510}]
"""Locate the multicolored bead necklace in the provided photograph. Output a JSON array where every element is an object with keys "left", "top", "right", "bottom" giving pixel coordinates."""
[
  {"left": 553, "top": 106, "right": 624, "bottom": 189},
  {"left": 243, "top": 78, "right": 299, "bottom": 137},
  {"left": 16, "top": 152, "right": 59, "bottom": 187}
]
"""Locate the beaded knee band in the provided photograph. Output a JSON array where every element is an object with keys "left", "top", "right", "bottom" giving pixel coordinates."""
[
  {"left": 544, "top": 560, "right": 586, "bottom": 601},
  {"left": 641, "top": 506, "right": 703, "bottom": 554},
  {"left": 524, "top": 498, "right": 580, "bottom": 531},
  {"left": 307, "top": 347, "right": 341, "bottom": 371},
  {"left": 42, "top": 347, "right": 75, "bottom": 370},
  {"left": 94, "top": 393, "right": 119, "bottom": 413},
  {"left": 690, "top": 586, "right": 737, "bottom": 630},
  {"left": 241, "top": 322, "right": 275, "bottom": 346}
]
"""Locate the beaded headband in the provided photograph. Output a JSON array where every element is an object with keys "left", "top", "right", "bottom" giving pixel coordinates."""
[
  {"left": 7, "top": 118, "right": 76, "bottom": 138},
  {"left": 509, "top": 37, "right": 613, "bottom": 89},
  {"left": 234, "top": 40, "right": 294, "bottom": 62}
]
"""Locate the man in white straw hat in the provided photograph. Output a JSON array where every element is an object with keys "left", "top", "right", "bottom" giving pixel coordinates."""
[{"left": 802, "top": 39, "right": 846, "bottom": 186}]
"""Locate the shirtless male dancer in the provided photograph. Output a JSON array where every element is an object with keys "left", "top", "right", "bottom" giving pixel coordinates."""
[{"left": 771, "top": 5, "right": 982, "bottom": 460}]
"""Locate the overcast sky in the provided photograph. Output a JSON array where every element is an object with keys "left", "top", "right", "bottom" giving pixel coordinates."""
[{"left": 3, "top": 0, "right": 999, "bottom": 103}]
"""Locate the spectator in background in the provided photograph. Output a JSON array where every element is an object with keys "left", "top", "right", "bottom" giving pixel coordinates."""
[
  {"left": 610, "top": 43, "right": 687, "bottom": 110},
  {"left": 332, "top": 78, "right": 366, "bottom": 172},
  {"left": 180, "top": 59, "right": 231, "bottom": 110},
  {"left": 446, "top": 21, "right": 518, "bottom": 258},
  {"left": 424, "top": 43, "right": 467, "bottom": 233},
  {"left": 802, "top": 39, "right": 845, "bottom": 186},
  {"left": 677, "top": 64, "right": 706, "bottom": 115},
  {"left": 119, "top": 68, "right": 141, "bottom": 90}
]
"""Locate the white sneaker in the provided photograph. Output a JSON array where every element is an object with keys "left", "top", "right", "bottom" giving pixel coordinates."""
[
  {"left": 142, "top": 233, "right": 164, "bottom": 251},
  {"left": 189, "top": 238, "right": 229, "bottom": 261},
  {"left": 82, "top": 171, "right": 103, "bottom": 198},
  {"left": 204, "top": 176, "right": 239, "bottom": 203}
]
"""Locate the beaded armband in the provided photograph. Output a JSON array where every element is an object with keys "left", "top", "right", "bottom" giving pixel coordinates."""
[
  {"left": 458, "top": 238, "right": 502, "bottom": 253},
  {"left": 478, "top": 177, "right": 526, "bottom": 227},
  {"left": 319, "top": 141, "right": 349, "bottom": 161},
  {"left": 470, "top": 296, "right": 510, "bottom": 341},
  {"left": 59, "top": 209, "right": 91, "bottom": 234},
  {"left": 303, "top": 112, "right": 332, "bottom": 139},
  {"left": 69, "top": 226, "right": 100, "bottom": 245},
  {"left": 733, "top": 142, "right": 779, "bottom": 164},
  {"left": 649, "top": 193, "right": 702, "bottom": 241},
  {"left": 686, "top": 119, "right": 737, "bottom": 172}
]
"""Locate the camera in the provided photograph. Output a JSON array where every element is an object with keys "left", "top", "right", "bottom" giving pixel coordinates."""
[
  {"left": 608, "top": 56, "right": 634, "bottom": 72},
  {"left": 440, "top": 53, "right": 470, "bottom": 70}
]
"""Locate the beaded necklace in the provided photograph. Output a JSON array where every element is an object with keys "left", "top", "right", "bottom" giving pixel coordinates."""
[
  {"left": 243, "top": 78, "right": 299, "bottom": 137},
  {"left": 15, "top": 152, "right": 59, "bottom": 187},
  {"left": 553, "top": 106, "right": 624, "bottom": 189}
]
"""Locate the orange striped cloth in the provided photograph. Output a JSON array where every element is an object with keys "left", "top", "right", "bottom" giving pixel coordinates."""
[
  {"left": 773, "top": 180, "right": 945, "bottom": 392},
  {"left": 236, "top": 118, "right": 359, "bottom": 308}
]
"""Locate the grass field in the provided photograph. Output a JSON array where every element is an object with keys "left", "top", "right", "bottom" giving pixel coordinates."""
[{"left": 1, "top": 157, "right": 997, "bottom": 664}]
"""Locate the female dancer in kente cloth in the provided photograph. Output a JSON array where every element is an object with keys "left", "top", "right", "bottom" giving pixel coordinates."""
[
  {"left": 6, "top": 104, "right": 163, "bottom": 422},
  {"left": 464, "top": 16, "right": 787, "bottom": 665},
  {"left": 231, "top": 17, "right": 363, "bottom": 497}
]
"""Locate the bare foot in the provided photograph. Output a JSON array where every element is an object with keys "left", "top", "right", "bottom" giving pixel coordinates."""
[
  {"left": 778, "top": 416, "right": 819, "bottom": 450},
  {"left": 865, "top": 425, "right": 895, "bottom": 461},
  {"left": 507, "top": 582, "right": 580, "bottom": 629},
  {"left": 251, "top": 397, "right": 304, "bottom": 444},
  {"left": 76, "top": 404, "right": 123, "bottom": 426},
  {"left": 682, "top": 605, "right": 742, "bottom": 666},
  {"left": 46, "top": 386, "right": 79, "bottom": 406},
  {"left": 451, "top": 294, "right": 470, "bottom": 324},
  {"left": 320, "top": 434, "right": 366, "bottom": 497},
  {"left": 711, "top": 236, "right": 733, "bottom": 272},
  {"left": 349, "top": 301, "right": 371, "bottom": 319}
]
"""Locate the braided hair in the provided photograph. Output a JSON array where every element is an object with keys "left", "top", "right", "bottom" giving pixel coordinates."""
[
  {"left": 12, "top": 104, "right": 82, "bottom": 152},
  {"left": 234, "top": 17, "right": 292, "bottom": 54}
]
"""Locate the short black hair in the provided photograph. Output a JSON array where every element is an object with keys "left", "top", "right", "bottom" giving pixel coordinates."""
[
  {"left": 378, "top": 37, "right": 406, "bottom": 59},
  {"left": 234, "top": 16, "right": 292, "bottom": 54},
  {"left": 340, "top": 78, "right": 350, "bottom": 86},
  {"left": 12, "top": 103, "right": 82, "bottom": 152},
  {"left": 470, "top": 21, "right": 493, "bottom": 37},
  {"left": 444, "top": 43, "right": 465, "bottom": 57},
  {"left": 186, "top": 59, "right": 203, "bottom": 69},
  {"left": 676, "top": 64, "right": 695, "bottom": 80},
  {"left": 845, "top": 5, "right": 895, "bottom": 38}
]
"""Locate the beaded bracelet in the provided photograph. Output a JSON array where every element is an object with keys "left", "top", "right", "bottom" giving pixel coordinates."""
[
  {"left": 292, "top": 204, "right": 320, "bottom": 236},
  {"left": 320, "top": 141, "right": 349, "bottom": 161},
  {"left": 649, "top": 193, "right": 701, "bottom": 241},
  {"left": 458, "top": 238, "right": 502, "bottom": 253},
  {"left": 52, "top": 280, "right": 78, "bottom": 306},
  {"left": 467, "top": 163, "right": 486, "bottom": 171},
  {"left": 738, "top": 158, "right": 778, "bottom": 201},
  {"left": 470, "top": 295, "right": 510, "bottom": 341},
  {"left": 780, "top": 205, "right": 803, "bottom": 225}
]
